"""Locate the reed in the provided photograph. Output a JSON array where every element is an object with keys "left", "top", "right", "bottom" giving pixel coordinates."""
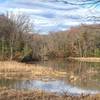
[
  {"left": 0, "top": 89, "right": 99, "bottom": 100},
  {"left": 0, "top": 61, "right": 67, "bottom": 80}
]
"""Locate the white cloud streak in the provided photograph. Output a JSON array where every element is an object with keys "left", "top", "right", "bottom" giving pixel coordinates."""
[{"left": 0, "top": 0, "right": 100, "bottom": 33}]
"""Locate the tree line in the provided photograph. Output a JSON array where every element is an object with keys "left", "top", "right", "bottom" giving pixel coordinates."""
[
  {"left": 34, "top": 24, "right": 100, "bottom": 59},
  {"left": 46, "top": 24, "right": 100, "bottom": 58},
  {"left": 0, "top": 13, "right": 100, "bottom": 61}
]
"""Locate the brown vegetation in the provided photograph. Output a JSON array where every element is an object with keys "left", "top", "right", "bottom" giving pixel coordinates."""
[
  {"left": 0, "top": 61, "right": 67, "bottom": 80},
  {"left": 68, "top": 57, "right": 100, "bottom": 62},
  {"left": 0, "top": 12, "right": 100, "bottom": 100},
  {"left": 0, "top": 13, "right": 100, "bottom": 61},
  {"left": 0, "top": 88, "right": 99, "bottom": 100}
]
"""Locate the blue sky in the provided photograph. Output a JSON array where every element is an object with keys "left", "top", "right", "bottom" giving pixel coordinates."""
[{"left": 0, "top": 0, "right": 100, "bottom": 33}]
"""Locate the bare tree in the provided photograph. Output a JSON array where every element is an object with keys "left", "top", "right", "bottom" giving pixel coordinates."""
[{"left": 0, "top": 12, "right": 33, "bottom": 60}]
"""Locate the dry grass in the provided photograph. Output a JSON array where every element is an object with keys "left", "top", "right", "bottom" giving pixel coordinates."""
[
  {"left": 0, "top": 89, "right": 99, "bottom": 100},
  {"left": 68, "top": 57, "right": 100, "bottom": 62},
  {"left": 0, "top": 61, "right": 67, "bottom": 80},
  {"left": 0, "top": 61, "right": 100, "bottom": 100}
]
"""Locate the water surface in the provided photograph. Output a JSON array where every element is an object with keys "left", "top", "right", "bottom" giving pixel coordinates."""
[{"left": 0, "top": 60, "right": 100, "bottom": 95}]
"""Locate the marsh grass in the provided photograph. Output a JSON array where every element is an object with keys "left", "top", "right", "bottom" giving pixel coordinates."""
[
  {"left": 69, "top": 57, "right": 100, "bottom": 62},
  {"left": 0, "top": 89, "right": 99, "bottom": 100},
  {"left": 0, "top": 61, "right": 67, "bottom": 80},
  {"left": 0, "top": 61, "right": 99, "bottom": 100}
]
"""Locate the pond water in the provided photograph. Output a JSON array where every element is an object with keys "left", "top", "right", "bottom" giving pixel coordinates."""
[
  {"left": 0, "top": 60, "right": 100, "bottom": 95},
  {"left": 0, "top": 79, "right": 99, "bottom": 95}
]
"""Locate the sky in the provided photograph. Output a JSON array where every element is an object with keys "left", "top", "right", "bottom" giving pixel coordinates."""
[{"left": 0, "top": 0, "right": 100, "bottom": 33}]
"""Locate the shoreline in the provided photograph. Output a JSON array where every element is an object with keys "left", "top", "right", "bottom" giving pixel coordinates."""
[
  {"left": 68, "top": 57, "right": 100, "bottom": 62},
  {"left": 0, "top": 89, "right": 100, "bottom": 100}
]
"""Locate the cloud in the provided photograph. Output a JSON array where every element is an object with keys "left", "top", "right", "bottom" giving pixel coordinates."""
[{"left": 0, "top": 0, "right": 100, "bottom": 33}]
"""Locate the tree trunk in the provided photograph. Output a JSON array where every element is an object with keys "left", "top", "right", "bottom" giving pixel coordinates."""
[{"left": 10, "top": 40, "right": 13, "bottom": 60}]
